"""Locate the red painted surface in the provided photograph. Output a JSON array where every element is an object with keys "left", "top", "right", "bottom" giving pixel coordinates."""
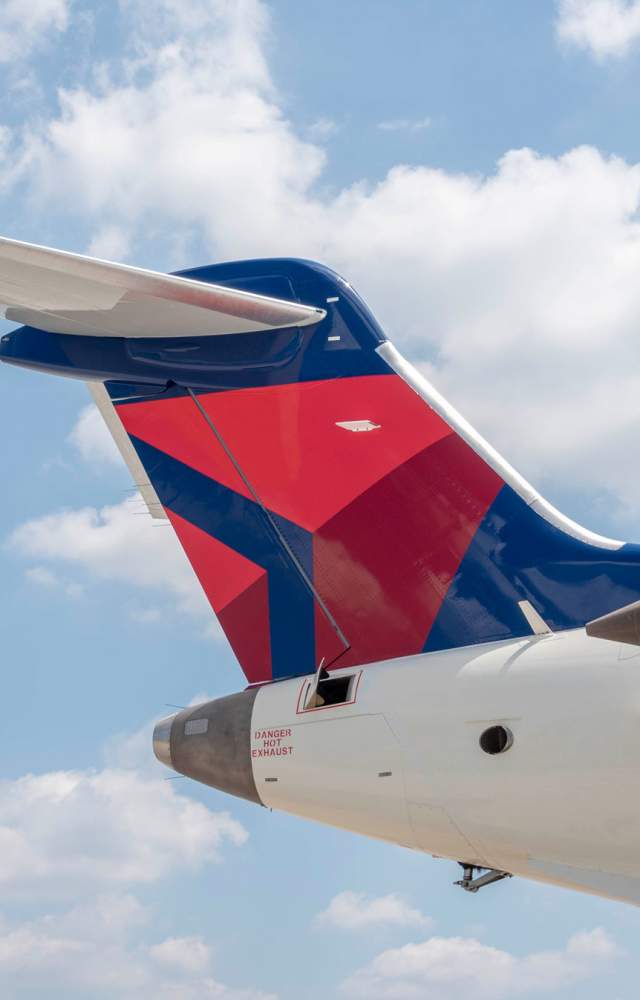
[
  {"left": 218, "top": 574, "right": 272, "bottom": 684},
  {"left": 166, "top": 510, "right": 272, "bottom": 682},
  {"left": 117, "top": 393, "right": 249, "bottom": 498},
  {"left": 118, "top": 375, "right": 451, "bottom": 530},
  {"left": 200, "top": 374, "right": 451, "bottom": 531},
  {"left": 312, "top": 435, "right": 504, "bottom": 667},
  {"left": 119, "top": 377, "right": 504, "bottom": 683}
]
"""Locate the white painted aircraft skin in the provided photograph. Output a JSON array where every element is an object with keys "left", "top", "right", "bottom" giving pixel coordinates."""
[{"left": 250, "top": 629, "right": 640, "bottom": 905}]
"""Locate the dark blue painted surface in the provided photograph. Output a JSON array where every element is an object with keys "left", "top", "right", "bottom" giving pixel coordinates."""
[
  {"left": 0, "top": 258, "right": 391, "bottom": 394},
  {"left": 424, "top": 484, "right": 640, "bottom": 652},
  {"left": 131, "top": 435, "right": 317, "bottom": 679}
]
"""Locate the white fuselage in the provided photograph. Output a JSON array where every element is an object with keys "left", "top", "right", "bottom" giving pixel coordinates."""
[{"left": 250, "top": 630, "right": 640, "bottom": 904}]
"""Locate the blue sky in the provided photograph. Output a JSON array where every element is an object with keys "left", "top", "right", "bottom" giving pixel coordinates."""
[{"left": 3, "top": 0, "right": 640, "bottom": 997}]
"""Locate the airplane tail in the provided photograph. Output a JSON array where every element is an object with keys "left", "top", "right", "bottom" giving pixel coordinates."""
[{"left": 2, "top": 246, "right": 640, "bottom": 683}]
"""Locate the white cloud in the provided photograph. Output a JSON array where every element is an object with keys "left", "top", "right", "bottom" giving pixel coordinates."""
[
  {"left": 0, "top": 702, "right": 271, "bottom": 997},
  {"left": 0, "top": 895, "right": 276, "bottom": 999},
  {"left": 556, "top": 0, "right": 640, "bottom": 59},
  {"left": 103, "top": 716, "right": 162, "bottom": 775},
  {"left": 0, "top": 0, "right": 69, "bottom": 64},
  {"left": 17, "top": 0, "right": 323, "bottom": 263},
  {"left": 129, "top": 605, "right": 163, "bottom": 624},
  {"left": 149, "top": 935, "right": 211, "bottom": 973},
  {"left": 0, "top": 766, "right": 246, "bottom": 898},
  {"left": 24, "top": 565, "right": 85, "bottom": 599},
  {"left": 317, "top": 891, "right": 432, "bottom": 932},
  {"left": 377, "top": 116, "right": 432, "bottom": 132},
  {"left": 307, "top": 116, "right": 339, "bottom": 140},
  {"left": 40, "top": 405, "right": 226, "bottom": 630},
  {"left": 24, "top": 565, "right": 59, "bottom": 588},
  {"left": 67, "top": 403, "right": 123, "bottom": 468},
  {"left": 0, "top": 708, "right": 267, "bottom": 995},
  {"left": 342, "top": 929, "right": 618, "bottom": 999},
  {"left": 87, "top": 223, "right": 132, "bottom": 262},
  {"left": 8, "top": 495, "right": 218, "bottom": 621}
]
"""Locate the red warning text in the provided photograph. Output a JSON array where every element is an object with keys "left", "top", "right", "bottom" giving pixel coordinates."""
[{"left": 252, "top": 727, "right": 294, "bottom": 759}]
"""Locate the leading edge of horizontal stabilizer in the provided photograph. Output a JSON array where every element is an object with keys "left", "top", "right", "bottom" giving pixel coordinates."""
[{"left": 0, "top": 235, "right": 326, "bottom": 338}]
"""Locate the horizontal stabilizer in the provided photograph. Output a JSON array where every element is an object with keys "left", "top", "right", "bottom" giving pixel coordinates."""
[
  {"left": 586, "top": 600, "right": 640, "bottom": 646},
  {"left": 0, "top": 236, "right": 325, "bottom": 338}
]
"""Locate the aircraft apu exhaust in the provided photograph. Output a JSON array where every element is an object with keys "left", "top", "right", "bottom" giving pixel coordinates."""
[{"left": 153, "top": 690, "right": 261, "bottom": 805}]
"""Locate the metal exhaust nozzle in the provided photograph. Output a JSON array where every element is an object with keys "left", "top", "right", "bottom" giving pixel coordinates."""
[{"left": 152, "top": 714, "right": 175, "bottom": 770}]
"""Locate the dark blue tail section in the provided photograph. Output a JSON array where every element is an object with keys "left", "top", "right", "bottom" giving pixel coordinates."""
[{"left": 425, "top": 483, "right": 640, "bottom": 652}]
